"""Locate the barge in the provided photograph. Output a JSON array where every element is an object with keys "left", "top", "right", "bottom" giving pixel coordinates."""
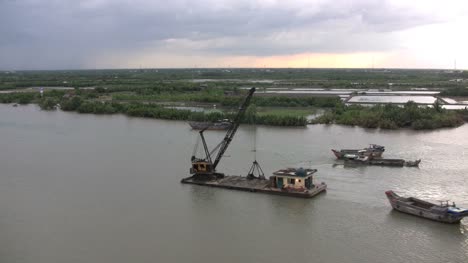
[
  {"left": 344, "top": 156, "right": 421, "bottom": 167},
  {"left": 385, "top": 190, "right": 468, "bottom": 223},
  {"left": 332, "top": 144, "right": 385, "bottom": 159},
  {"left": 181, "top": 168, "right": 327, "bottom": 198},
  {"left": 342, "top": 150, "right": 420, "bottom": 167},
  {"left": 183, "top": 88, "right": 326, "bottom": 198}
]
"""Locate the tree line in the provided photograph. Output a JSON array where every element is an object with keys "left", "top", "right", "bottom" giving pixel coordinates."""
[{"left": 313, "top": 101, "right": 464, "bottom": 130}]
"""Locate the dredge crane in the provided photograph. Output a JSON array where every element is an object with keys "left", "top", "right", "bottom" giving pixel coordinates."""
[{"left": 190, "top": 87, "right": 255, "bottom": 180}]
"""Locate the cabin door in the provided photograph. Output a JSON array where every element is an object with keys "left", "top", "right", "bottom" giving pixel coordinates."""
[
  {"left": 305, "top": 177, "right": 312, "bottom": 189},
  {"left": 277, "top": 177, "right": 283, "bottom": 188}
]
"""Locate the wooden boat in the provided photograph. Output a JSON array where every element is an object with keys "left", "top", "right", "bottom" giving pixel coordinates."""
[
  {"left": 385, "top": 190, "right": 468, "bottom": 223},
  {"left": 343, "top": 153, "right": 420, "bottom": 167},
  {"left": 332, "top": 144, "right": 385, "bottom": 159},
  {"left": 189, "top": 120, "right": 232, "bottom": 130}
]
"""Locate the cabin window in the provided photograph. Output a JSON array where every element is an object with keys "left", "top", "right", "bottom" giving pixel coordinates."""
[
  {"left": 298, "top": 179, "right": 301, "bottom": 182},
  {"left": 289, "top": 178, "right": 295, "bottom": 184}
]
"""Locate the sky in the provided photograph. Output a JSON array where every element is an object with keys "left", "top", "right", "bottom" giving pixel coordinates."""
[{"left": 1, "top": 0, "right": 468, "bottom": 70}]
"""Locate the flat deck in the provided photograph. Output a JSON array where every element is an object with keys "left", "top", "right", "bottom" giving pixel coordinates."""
[{"left": 181, "top": 175, "right": 327, "bottom": 198}]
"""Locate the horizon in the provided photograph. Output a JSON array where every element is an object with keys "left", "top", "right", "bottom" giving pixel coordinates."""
[{"left": 2, "top": 66, "right": 466, "bottom": 72}]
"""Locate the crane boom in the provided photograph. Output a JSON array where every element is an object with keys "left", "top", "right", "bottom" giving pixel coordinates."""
[
  {"left": 212, "top": 87, "right": 255, "bottom": 169},
  {"left": 199, "top": 128, "right": 212, "bottom": 165},
  {"left": 190, "top": 87, "right": 255, "bottom": 178}
]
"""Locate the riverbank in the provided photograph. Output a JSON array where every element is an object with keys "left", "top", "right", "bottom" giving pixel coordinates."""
[
  {"left": 0, "top": 91, "right": 311, "bottom": 127},
  {"left": 1, "top": 88, "right": 467, "bottom": 129}
]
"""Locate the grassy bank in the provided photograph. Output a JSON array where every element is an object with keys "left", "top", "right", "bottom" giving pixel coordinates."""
[
  {"left": 440, "top": 87, "right": 468, "bottom": 97},
  {"left": 313, "top": 102, "right": 465, "bottom": 130},
  {"left": 112, "top": 92, "right": 341, "bottom": 108},
  {"left": 0, "top": 91, "right": 309, "bottom": 126}
]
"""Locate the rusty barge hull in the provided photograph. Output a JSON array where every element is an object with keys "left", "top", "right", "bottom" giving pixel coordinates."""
[
  {"left": 344, "top": 158, "right": 421, "bottom": 167},
  {"left": 181, "top": 175, "right": 327, "bottom": 198}
]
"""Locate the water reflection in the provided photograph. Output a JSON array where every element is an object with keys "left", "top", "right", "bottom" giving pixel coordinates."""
[{"left": 386, "top": 210, "right": 465, "bottom": 235}]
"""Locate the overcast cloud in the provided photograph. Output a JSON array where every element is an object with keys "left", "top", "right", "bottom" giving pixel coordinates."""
[{"left": 1, "top": 0, "right": 467, "bottom": 69}]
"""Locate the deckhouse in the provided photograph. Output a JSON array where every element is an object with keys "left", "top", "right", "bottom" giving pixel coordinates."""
[{"left": 271, "top": 168, "right": 317, "bottom": 191}]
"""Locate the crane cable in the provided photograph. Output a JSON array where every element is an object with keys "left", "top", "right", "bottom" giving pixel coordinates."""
[
  {"left": 253, "top": 116, "right": 257, "bottom": 160},
  {"left": 192, "top": 135, "right": 201, "bottom": 157},
  {"left": 248, "top": 108, "right": 264, "bottom": 179},
  {"left": 209, "top": 140, "right": 223, "bottom": 157}
]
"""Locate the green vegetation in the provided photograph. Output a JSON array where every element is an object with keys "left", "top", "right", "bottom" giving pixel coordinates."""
[
  {"left": 0, "top": 92, "right": 37, "bottom": 104},
  {"left": 256, "top": 107, "right": 315, "bottom": 117},
  {"left": 244, "top": 105, "right": 308, "bottom": 126},
  {"left": 60, "top": 99, "right": 308, "bottom": 126},
  {"left": 38, "top": 97, "right": 59, "bottom": 110},
  {"left": 1, "top": 69, "right": 467, "bottom": 129},
  {"left": 440, "top": 87, "right": 468, "bottom": 97},
  {"left": 313, "top": 102, "right": 464, "bottom": 130},
  {"left": 0, "top": 90, "right": 310, "bottom": 126},
  {"left": 112, "top": 92, "right": 340, "bottom": 108}
]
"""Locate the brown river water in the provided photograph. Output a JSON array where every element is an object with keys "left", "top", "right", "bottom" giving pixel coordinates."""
[{"left": 0, "top": 104, "right": 467, "bottom": 263}]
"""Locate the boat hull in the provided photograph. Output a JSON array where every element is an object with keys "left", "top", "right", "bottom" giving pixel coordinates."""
[
  {"left": 181, "top": 175, "right": 327, "bottom": 198},
  {"left": 189, "top": 121, "right": 232, "bottom": 130},
  {"left": 344, "top": 158, "right": 420, "bottom": 167},
  {"left": 385, "top": 191, "right": 467, "bottom": 223},
  {"left": 332, "top": 149, "right": 383, "bottom": 159}
]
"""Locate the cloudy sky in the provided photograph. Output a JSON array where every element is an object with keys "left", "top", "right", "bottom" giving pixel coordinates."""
[{"left": 1, "top": 0, "right": 467, "bottom": 70}]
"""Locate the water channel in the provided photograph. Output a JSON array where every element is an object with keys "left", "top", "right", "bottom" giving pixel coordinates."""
[{"left": 0, "top": 104, "right": 467, "bottom": 263}]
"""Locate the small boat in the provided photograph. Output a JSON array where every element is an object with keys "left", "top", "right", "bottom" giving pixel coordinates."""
[
  {"left": 385, "top": 190, "right": 468, "bottom": 223},
  {"left": 332, "top": 144, "right": 385, "bottom": 159},
  {"left": 189, "top": 119, "right": 232, "bottom": 130}
]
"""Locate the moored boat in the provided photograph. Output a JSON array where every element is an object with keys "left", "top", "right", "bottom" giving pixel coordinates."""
[
  {"left": 342, "top": 151, "right": 420, "bottom": 167},
  {"left": 332, "top": 144, "right": 385, "bottom": 159},
  {"left": 189, "top": 119, "right": 232, "bottom": 130},
  {"left": 385, "top": 190, "right": 468, "bottom": 223}
]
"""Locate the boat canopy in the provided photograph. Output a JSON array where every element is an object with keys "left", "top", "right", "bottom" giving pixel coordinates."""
[
  {"left": 448, "top": 207, "right": 468, "bottom": 214},
  {"left": 273, "top": 168, "right": 317, "bottom": 177},
  {"left": 369, "top": 144, "right": 385, "bottom": 150}
]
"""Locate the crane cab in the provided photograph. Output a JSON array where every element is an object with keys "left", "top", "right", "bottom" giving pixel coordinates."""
[{"left": 190, "top": 161, "right": 215, "bottom": 175}]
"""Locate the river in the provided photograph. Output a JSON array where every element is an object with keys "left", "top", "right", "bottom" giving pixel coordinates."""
[{"left": 0, "top": 104, "right": 467, "bottom": 263}]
